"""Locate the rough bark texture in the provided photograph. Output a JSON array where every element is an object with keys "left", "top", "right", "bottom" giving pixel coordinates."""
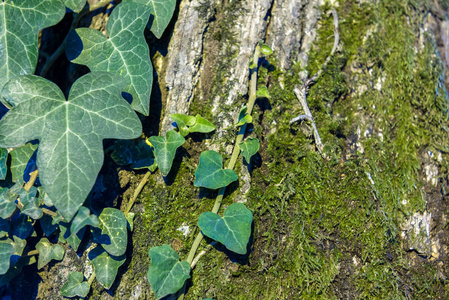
[{"left": 4, "top": 0, "right": 449, "bottom": 299}]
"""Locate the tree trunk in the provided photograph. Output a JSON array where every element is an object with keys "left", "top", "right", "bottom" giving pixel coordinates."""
[{"left": 8, "top": 0, "right": 449, "bottom": 299}]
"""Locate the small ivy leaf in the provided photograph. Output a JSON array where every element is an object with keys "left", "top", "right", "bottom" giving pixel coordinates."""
[
  {"left": 70, "top": 206, "right": 99, "bottom": 237},
  {"left": 126, "top": 212, "right": 135, "bottom": 232},
  {"left": 188, "top": 115, "right": 216, "bottom": 134},
  {"left": 39, "top": 215, "right": 58, "bottom": 237},
  {"left": 60, "top": 271, "right": 90, "bottom": 298},
  {"left": 147, "top": 244, "right": 191, "bottom": 299},
  {"left": 0, "top": 188, "right": 16, "bottom": 219},
  {"left": 10, "top": 214, "right": 34, "bottom": 240},
  {"left": 8, "top": 236, "right": 27, "bottom": 258},
  {"left": 0, "top": 1, "right": 65, "bottom": 91},
  {"left": 149, "top": 130, "right": 185, "bottom": 176},
  {"left": 194, "top": 151, "right": 238, "bottom": 190},
  {"left": 0, "top": 148, "right": 7, "bottom": 180},
  {"left": 256, "top": 86, "right": 271, "bottom": 99},
  {"left": 19, "top": 187, "right": 43, "bottom": 220},
  {"left": 111, "top": 139, "right": 155, "bottom": 169},
  {"left": 249, "top": 60, "right": 257, "bottom": 69},
  {"left": 239, "top": 138, "right": 260, "bottom": 163},
  {"left": 0, "top": 218, "right": 10, "bottom": 238},
  {"left": 170, "top": 113, "right": 196, "bottom": 137},
  {"left": 10, "top": 143, "right": 38, "bottom": 183},
  {"left": 198, "top": 203, "right": 253, "bottom": 255},
  {"left": 62, "top": 0, "right": 86, "bottom": 12},
  {"left": 59, "top": 222, "right": 85, "bottom": 252},
  {"left": 67, "top": 2, "right": 153, "bottom": 115},
  {"left": 123, "top": 0, "right": 177, "bottom": 39},
  {"left": 0, "top": 243, "right": 14, "bottom": 275},
  {"left": 88, "top": 246, "right": 126, "bottom": 289},
  {"left": 260, "top": 44, "right": 273, "bottom": 56},
  {"left": 0, "top": 72, "right": 142, "bottom": 221},
  {"left": 236, "top": 106, "right": 252, "bottom": 127},
  {"left": 93, "top": 208, "right": 128, "bottom": 257},
  {"left": 35, "top": 238, "right": 64, "bottom": 269}
]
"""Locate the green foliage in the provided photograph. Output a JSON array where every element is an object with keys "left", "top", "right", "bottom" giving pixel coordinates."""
[
  {"left": 62, "top": 0, "right": 86, "bottom": 12},
  {"left": 67, "top": 2, "right": 153, "bottom": 115},
  {"left": 0, "top": 243, "right": 14, "bottom": 275},
  {"left": 88, "top": 246, "right": 126, "bottom": 289},
  {"left": 188, "top": 115, "right": 216, "bottom": 134},
  {"left": 256, "top": 86, "right": 270, "bottom": 99},
  {"left": 111, "top": 139, "right": 156, "bottom": 170},
  {"left": 170, "top": 113, "right": 216, "bottom": 137},
  {"left": 149, "top": 130, "right": 185, "bottom": 176},
  {"left": 198, "top": 203, "right": 253, "bottom": 255},
  {"left": 236, "top": 106, "right": 252, "bottom": 126},
  {"left": 0, "top": 148, "right": 7, "bottom": 180},
  {"left": 35, "top": 238, "right": 64, "bottom": 269},
  {"left": 0, "top": 72, "right": 142, "bottom": 221},
  {"left": 70, "top": 206, "right": 99, "bottom": 237},
  {"left": 239, "top": 138, "right": 259, "bottom": 163},
  {"left": 194, "top": 151, "right": 238, "bottom": 189},
  {"left": 60, "top": 271, "right": 90, "bottom": 298},
  {"left": 260, "top": 44, "right": 273, "bottom": 56},
  {"left": 18, "top": 187, "right": 43, "bottom": 220},
  {"left": 9, "top": 143, "right": 38, "bottom": 183},
  {"left": 94, "top": 208, "right": 128, "bottom": 257},
  {"left": 147, "top": 244, "right": 191, "bottom": 299}
]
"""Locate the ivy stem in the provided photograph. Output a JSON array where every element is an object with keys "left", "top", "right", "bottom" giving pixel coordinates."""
[
  {"left": 178, "top": 44, "right": 261, "bottom": 300},
  {"left": 87, "top": 270, "right": 96, "bottom": 286},
  {"left": 26, "top": 249, "right": 39, "bottom": 256},
  {"left": 124, "top": 171, "right": 151, "bottom": 217}
]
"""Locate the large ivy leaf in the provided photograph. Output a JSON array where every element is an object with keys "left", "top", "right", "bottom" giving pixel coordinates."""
[
  {"left": 67, "top": 2, "right": 153, "bottom": 115},
  {"left": 35, "top": 238, "right": 64, "bottom": 269},
  {"left": 0, "top": 148, "right": 7, "bottom": 180},
  {"left": 62, "top": 0, "right": 86, "bottom": 12},
  {"left": 123, "top": 0, "right": 177, "bottom": 38},
  {"left": 0, "top": 243, "right": 14, "bottom": 275},
  {"left": 149, "top": 130, "right": 185, "bottom": 176},
  {"left": 0, "top": 0, "right": 65, "bottom": 91},
  {"left": 0, "top": 72, "right": 142, "bottom": 221},
  {"left": 88, "top": 246, "right": 125, "bottom": 289},
  {"left": 10, "top": 143, "right": 38, "bottom": 183},
  {"left": 198, "top": 203, "right": 253, "bottom": 255},
  {"left": 60, "top": 271, "right": 90, "bottom": 298},
  {"left": 111, "top": 139, "right": 155, "bottom": 169},
  {"left": 194, "top": 151, "right": 238, "bottom": 190},
  {"left": 147, "top": 244, "right": 191, "bottom": 299},
  {"left": 93, "top": 208, "right": 128, "bottom": 257},
  {"left": 239, "top": 138, "right": 260, "bottom": 163},
  {"left": 70, "top": 206, "right": 99, "bottom": 237}
]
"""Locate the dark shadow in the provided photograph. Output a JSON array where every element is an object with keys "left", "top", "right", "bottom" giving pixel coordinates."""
[
  {"left": 163, "top": 146, "right": 191, "bottom": 186},
  {"left": 244, "top": 152, "right": 262, "bottom": 175},
  {"left": 255, "top": 97, "right": 272, "bottom": 112}
]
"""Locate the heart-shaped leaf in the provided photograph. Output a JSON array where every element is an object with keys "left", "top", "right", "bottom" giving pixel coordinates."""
[
  {"left": 170, "top": 113, "right": 196, "bottom": 137},
  {"left": 93, "top": 208, "right": 128, "bottom": 257},
  {"left": 62, "top": 0, "right": 86, "bottom": 12},
  {"left": 35, "top": 238, "right": 64, "bottom": 269},
  {"left": 58, "top": 221, "right": 86, "bottom": 251},
  {"left": 7, "top": 236, "right": 26, "bottom": 257},
  {"left": 39, "top": 214, "right": 58, "bottom": 237},
  {"left": 239, "top": 138, "right": 260, "bottom": 163},
  {"left": 67, "top": 2, "right": 153, "bottom": 115},
  {"left": 236, "top": 106, "right": 252, "bottom": 127},
  {"left": 149, "top": 130, "right": 185, "bottom": 176},
  {"left": 0, "top": 148, "right": 7, "bottom": 180},
  {"left": 70, "top": 206, "right": 99, "bottom": 237},
  {"left": 198, "top": 203, "right": 253, "bottom": 255},
  {"left": 60, "top": 271, "right": 90, "bottom": 298},
  {"left": 19, "top": 186, "right": 43, "bottom": 220},
  {"left": 10, "top": 214, "right": 33, "bottom": 240},
  {"left": 0, "top": 243, "right": 14, "bottom": 275},
  {"left": 123, "top": 0, "right": 177, "bottom": 38},
  {"left": 111, "top": 139, "right": 155, "bottom": 169},
  {"left": 10, "top": 143, "right": 38, "bottom": 183},
  {"left": 189, "top": 115, "right": 215, "bottom": 134},
  {"left": 194, "top": 151, "right": 238, "bottom": 190},
  {"left": 147, "top": 244, "right": 191, "bottom": 299},
  {"left": 0, "top": 72, "right": 142, "bottom": 221},
  {"left": 256, "top": 86, "right": 271, "bottom": 99},
  {"left": 88, "top": 246, "right": 125, "bottom": 289},
  {"left": 0, "top": 1, "right": 65, "bottom": 91}
]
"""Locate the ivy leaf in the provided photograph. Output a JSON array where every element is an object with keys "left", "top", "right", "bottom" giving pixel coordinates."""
[
  {"left": 19, "top": 186, "right": 43, "bottom": 220},
  {"left": 0, "top": 148, "right": 7, "bottom": 180},
  {"left": 39, "top": 215, "right": 58, "bottom": 237},
  {"left": 0, "top": 0, "right": 65, "bottom": 91},
  {"left": 60, "top": 271, "right": 90, "bottom": 298},
  {"left": 260, "top": 44, "right": 273, "bottom": 56},
  {"left": 256, "top": 86, "right": 271, "bottom": 99},
  {"left": 0, "top": 243, "right": 14, "bottom": 275},
  {"left": 0, "top": 188, "right": 16, "bottom": 219},
  {"left": 62, "top": 0, "right": 86, "bottom": 12},
  {"left": 189, "top": 115, "right": 215, "bottom": 134},
  {"left": 93, "top": 208, "right": 128, "bottom": 257},
  {"left": 170, "top": 113, "right": 196, "bottom": 137},
  {"left": 236, "top": 106, "right": 252, "bottom": 127},
  {"left": 88, "top": 246, "right": 125, "bottom": 289},
  {"left": 35, "top": 238, "right": 64, "bottom": 269},
  {"left": 10, "top": 143, "right": 38, "bottom": 183},
  {"left": 8, "top": 236, "right": 27, "bottom": 257},
  {"left": 10, "top": 214, "right": 34, "bottom": 240},
  {"left": 70, "top": 206, "right": 99, "bottom": 237},
  {"left": 123, "top": 0, "right": 177, "bottom": 38},
  {"left": 59, "top": 222, "right": 86, "bottom": 252},
  {"left": 198, "top": 203, "right": 253, "bottom": 255},
  {"left": 149, "top": 130, "right": 185, "bottom": 176},
  {"left": 0, "top": 72, "right": 142, "bottom": 221},
  {"left": 67, "top": 2, "right": 153, "bottom": 115},
  {"left": 239, "top": 138, "right": 260, "bottom": 163},
  {"left": 147, "top": 244, "right": 191, "bottom": 299},
  {"left": 111, "top": 139, "right": 155, "bottom": 169},
  {"left": 194, "top": 151, "right": 238, "bottom": 190},
  {"left": 126, "top": 212, "right": 135, "bottom": 232}
]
